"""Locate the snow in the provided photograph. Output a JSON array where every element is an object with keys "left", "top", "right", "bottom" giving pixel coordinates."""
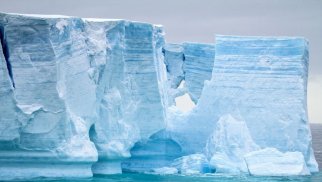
[{"left": 174, "top": 93, "right": 195, "bottom": 113}]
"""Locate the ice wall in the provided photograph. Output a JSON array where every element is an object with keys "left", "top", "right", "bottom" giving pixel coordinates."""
[
  {"left": 182, "top": 43, "right": 215, "bottom": 103},
  {"left": 211, "top": 35, "right": 317, "bottom": 172},
  {"left": 0, "top": 13, "right": 98, "bottom": 180},
  {"left": 0, "top": 13, "right": 167, "bottom": 179},
  {"left": 84, "top": 19, "right": 167, "bottom": 174},
  {"left": 163, "top": 43, "right": 184, "bottom": 89},
  {"left": 0, "top": 28, "right": 20, "bottom": 143},
  {"left": 167, "top": 35, "right": 318, "bottom": 174},
  {"left": 122, "top": 42, "right": 216, "bottom": 173},
  {"left": 163, "top": 43, "right": 215, "bottom": 105}
]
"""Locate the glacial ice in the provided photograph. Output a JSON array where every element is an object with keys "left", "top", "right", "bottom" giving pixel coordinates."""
[
  {"left": 151, "top": 167, "right": 178, "bottom": 175},
  {"left": 165, "top": 35, "right": 318, "bottom": 175},
  {"left": 84, "top": 19, "right": 167, "bottom": 174},
  {"left": 0, "top": 12, "right": 319, "bottom": 179},
  {"left": 182, "top": 43, "right": 215, "bottom": 103},
  {"left": 244, "top": 148, "right": 310, "bottom": 176},
  {"left": 121, "top": 130, "right": 182, "bottom": 173},
  {"left": 163, "top": 42, "right": 215, "bottom": 104},
  {"left": 206, "top": 114, "right": 260, "bottom": 173},
  {"left": 0, "top": 13, "right": 168, "bottom": 179},
  {"left": 0, "top": 13, "right": 98, "bottom": 180},
  {"left": 171, "top": 154, "right": 213, "bottom": 174}
]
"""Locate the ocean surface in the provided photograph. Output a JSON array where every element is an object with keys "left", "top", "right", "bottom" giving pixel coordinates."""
[
  {"left": 4, "top": 124, "right": 322, "bottom": 182},
  {"left": 10, "top": 172, "right": 322, "bottom": 182}
]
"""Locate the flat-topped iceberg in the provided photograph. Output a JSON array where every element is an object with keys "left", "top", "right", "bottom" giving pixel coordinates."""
[
  {"left": 163, "top": 35, "right": 318, "bottom": 175},
  {"left": 0, "top": 12, "right": 318, "bottom": 179}
]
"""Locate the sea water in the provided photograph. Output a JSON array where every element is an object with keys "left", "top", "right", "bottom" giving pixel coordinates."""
[{"left": 6, "top": 172, "right": 322, "bottom": 182}]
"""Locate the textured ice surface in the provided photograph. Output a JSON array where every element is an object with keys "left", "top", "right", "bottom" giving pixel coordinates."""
[
  {"left": 182, "top": 43, "right": 215, "bottom": 103},
  {"left": 163, "top": 43, "right": 184, "bottom": 89},
  {"left": 0, "top": 13, "right": 98, "bottom": 180},
  {"left": 122, "top": 130, "right": 182, "bottom": 173},
  {"left": 167, "top": 35, "right": 318, "bottom": 175},
  {"left": 0, "top": 13, "right": 167, "bottom": 179},
  {"left": 245, "top": 148, "right": 310, "bottom": 176},
  {"left": 84, "top": 19, "right": 167, "bottom": 174},
  {"left": 210, "top": 35, "right": 317, "bottom": 173},
  {"left": 0, "top": 32, "right": 21, "bottom": 143},
  {"left": 163, "top": 43, "right": 215, "bottom": 105},
  {"left": 206, "top": 115, "right": 260, "bottom": 173},
  {"left": 0, "top": 12, "right": 318, "bottom": 179},
  {"left": 171, "top": 154, "right": 212, "bottom": 174},
  {"left": 151, "top": 167, "right": 178, "bottom": 175}
]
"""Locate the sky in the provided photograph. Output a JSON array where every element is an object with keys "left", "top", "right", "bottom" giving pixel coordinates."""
[{"left": 0, "top": 0, "right": 321, "bottom": 123}]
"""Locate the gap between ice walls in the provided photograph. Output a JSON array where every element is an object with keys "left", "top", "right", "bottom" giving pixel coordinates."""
[{"left": 0, "top": 13, "right": 319, "bottom": 180}]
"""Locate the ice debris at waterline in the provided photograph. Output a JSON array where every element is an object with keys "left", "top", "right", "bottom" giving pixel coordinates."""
[{"left": 0, "top": 12, "right": 318, "bottom": 180}]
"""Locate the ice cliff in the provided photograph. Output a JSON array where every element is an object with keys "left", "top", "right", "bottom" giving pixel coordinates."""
[{"left": 0, "top": 13, "right": 318, "bottom": 180}]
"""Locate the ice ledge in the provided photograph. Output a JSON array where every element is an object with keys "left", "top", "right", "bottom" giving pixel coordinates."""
[{"left": 245, "top": 148, "right": 310, "bottom": 176}]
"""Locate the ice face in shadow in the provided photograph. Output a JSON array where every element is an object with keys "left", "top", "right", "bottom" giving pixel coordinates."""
[
  {"left": 182, "top": 43, "right": 215, "bottom": 103},
  {"left": 0, "top": 32, "right": 21, "bottom": 143},
  {"left": 163, "top": 43, "right": 184, "bottom": 90},
  {"left": 0, "top": 13, "right": 98, "bottom": 179},
  {"left": 122, "top": 130, "right": 183, "bottom": 173},
  {"left": 163, "top": 43, "right": 215, "bottom": 105}
]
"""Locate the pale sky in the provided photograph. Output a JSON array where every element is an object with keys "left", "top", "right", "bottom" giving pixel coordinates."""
[{"left": 0, "top": 0, "right": 321, "bottom": 123}]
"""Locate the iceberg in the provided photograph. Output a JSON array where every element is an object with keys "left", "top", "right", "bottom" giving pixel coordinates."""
[
  {"left": 0, "top": 12, "right": 318, "bottom": 179},
  {"left": 166, "top": 35, "right": 318, "bottom": 175}
]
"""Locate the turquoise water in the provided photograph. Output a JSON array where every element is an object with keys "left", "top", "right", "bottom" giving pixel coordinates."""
[{"left": 8, "top": 172, "right": 322, "bottom": 182}]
